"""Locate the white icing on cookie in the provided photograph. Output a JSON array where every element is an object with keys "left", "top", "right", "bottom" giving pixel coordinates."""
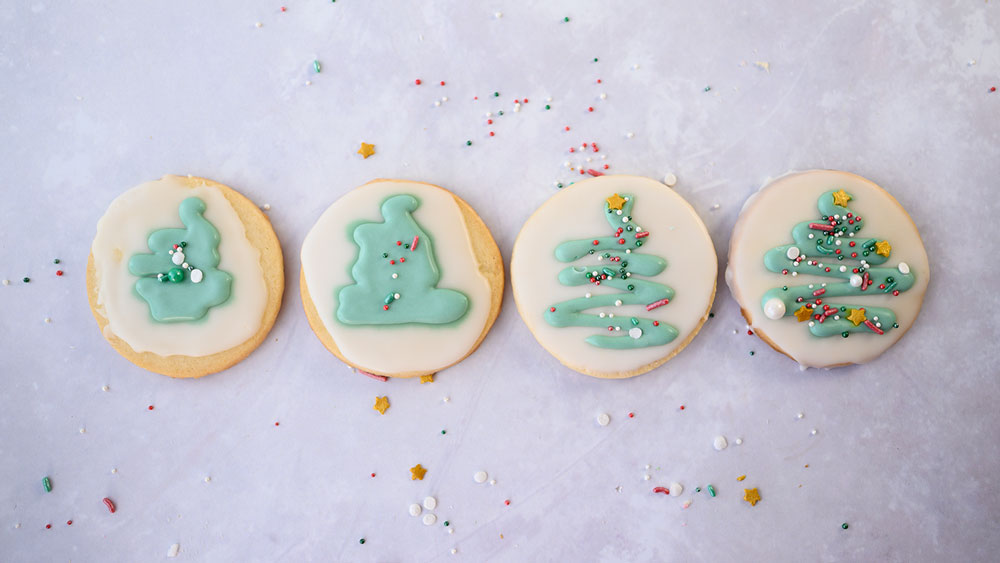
[
  {"left": 91, "top": 176, "right": 267, "bottom": 357},
  {"left": 300, "top": 180, "right": 491, "bottom": 375},
  {"left": 511, "top": 175, "right": 717, "bottom": 376},
  {"left": 727, "top": 170, "right": 930, "bottom": 368}
]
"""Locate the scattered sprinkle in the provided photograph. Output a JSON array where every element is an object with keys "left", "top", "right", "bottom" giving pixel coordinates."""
[
  {"left": 42, "top": 476, "right": 52, "bottom": 493},
  {"left": 842, "top": 523, "right": 849, "bottom": 530},
  {"left": 44, "top": 317, "right": 52, "bottom": 324},
  {"left": 753, "top": 61, "right": 771, "bottom": 72},
  {"left": 409, "top": 503, "right": 422, "bottom": 517},
  {"left": 373, "top": 396, "right": 390, "bottom": 415},
  {"left": 204, "top": 476, "right": 211, "bottom": 483},
  {"left": 796, "top": 412, "right": 805, "bottom": 419},
  {"left": 410, "top": 464, "right": 427, "bottom": 481},
  {"left": 663, "top": 173, "right": 677, "bottom": 186},
  {"left": 743, "top": 488, "right": 761, "bottom": 506},
  {"left": 811, "top": 429, "right": 818, "bottom": 436},
  {"left": 357, "top": 142, "right": 376, "bottom": 159},
  {"left": 167, "top": 543, "right": 180, "bottom": 558},
  {"left": 713, "top": 435, "right": 728, "bottom": 451},
  {"left": 704, "top": 86, "right": 712, "bottom": 92},
  {"left": 359, "top": 538, "right": 366, "bottom": 545},
  {"left": 474, "top": 470, "right": 488, "bottom": 483},
  {"left": 504, "top": 499, "right": 511, "bottom": 506},
  {"left": 652, "top": 487, "right": 670, "bottom": 495},
  {"left": 423, "top": 496, "right": 437, "bottom": 510},
  {"left": 682, "top": 500, "right": 692, "bottom": 509},
  {"left": 23, "top": 277, "right": 30, "bottom": 283},
  {"left": 313, "top": 60, "right": 321, "bottom": 73},
  {"left": 103, "top": 497, "right": 116, "bottom": 513},
  {"left": 670, "top": 482, "right": 683, "bottom": 496},
  {"left": 737, "top": 475, "right": 746, "bottom": 481},
  {"left": 255, "top": 22, "right": 263, "bottom": 28},
  {"left": 2, "top": 280, "right": 8, "bottom": 286},
  {"left": 423, "top": 513, "right": 437, "bottom": 525},
  {"left": 707, "top": 484, "right": 717, "bottom": 497},
  {"left": 735, "top": 438, "right": 743, "bottom": 445}
]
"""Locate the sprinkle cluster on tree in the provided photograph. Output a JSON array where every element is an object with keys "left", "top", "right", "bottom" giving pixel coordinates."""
[
  {"left": 545, "top": 193, "right": 678, "bottom": 349},
  {"left": 760, "top": 189, "right": 916, "bottom": 338}
]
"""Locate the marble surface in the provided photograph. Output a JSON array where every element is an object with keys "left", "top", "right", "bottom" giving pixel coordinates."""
[{"left": 1, "top": 1, "right": 998, "bottom": 561}]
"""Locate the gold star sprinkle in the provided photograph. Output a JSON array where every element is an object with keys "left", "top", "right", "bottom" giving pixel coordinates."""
[
  {"left": 373, "top": 396, "right": 390, "bottom": 415},
  {"left": 875, "top": 240, "right": 891, "bottom": 257},
  {"left": 847, "top": 308, "right": 867, "bottom": 326},
  {"left": 420, "top": 374, "right": 434, "bottom": 384},
  {"left": 737, "top": 475, "right": 746, "bottom": 481},
  {"left": 357, "top": 142, "right": 375, "bottom": 159},
  {"left": 410, "top": 464, "right": 426, "bottom": 481},
  {"left": 831, "top": 189, "right": 852, "bottom": 207},
  {"left": 794, "top": 305, "right": 812, "bottom": 322},
  {"left": 606, "top": 193, "right": 626, "bottom": 210},
  {"left": 743, "top": 488, "right": 761, "bottom": 506}
]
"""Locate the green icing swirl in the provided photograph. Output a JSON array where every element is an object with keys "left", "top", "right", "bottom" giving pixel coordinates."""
[
  {"left": 128, "top": 197, "right": 233, "bottom": 322},
  {"left": 337, "top": 194, "right": 469, "bottom": 325},
  {"left": 760, "top": 189, "right": 916, "bottom": 337},
  {"left": 544, "top": 193, "right": 679, "bottom": 349}
]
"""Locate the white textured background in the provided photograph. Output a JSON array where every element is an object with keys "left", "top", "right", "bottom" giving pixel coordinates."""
[{"left": 1, "top": 1, "right": 998, "bottom": 561}]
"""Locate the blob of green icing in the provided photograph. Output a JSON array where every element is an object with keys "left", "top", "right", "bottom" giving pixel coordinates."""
[
  {"left": 337, "top": 194, "right": 469, "bottom": 325},
  {"left": 544, "top": 193, "right": 679, "bottom": 349},
  {"left": 760, "top": 189, "right": 915, "bottom": 337},
  {"left": 128, "top": 197, "right": 233, "bottom": 322}
]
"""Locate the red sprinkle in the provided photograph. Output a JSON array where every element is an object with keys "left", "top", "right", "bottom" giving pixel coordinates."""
[
  {"left": 359, "top": 370, "right": 389, "bottom": 382},
  {"left": 603, "top": 164, "right": 609, "bottom": 169},
  {"left": 564, "top": 126, "right": 570, "bottom": 131},
  {"left": 864, "top": 319, "right": 884, "bottom": 335},
  {"left": 45, "top": 524, "right": 51, "bottom": 529},
  {"left": 504, "top": 499, "right": 510, "bottom": 506},
  {"left": 56, "top": 270, "right": 63, "bottom": 276},
  {"left": 679, "top": 405, "right": 685, "bottom": 410},
  {"left": 103, "top": 497, "right": 116, "bottom": 513},
  {"left": 635, "top": 231, "right": 649, "bottom": 239},
  {"left": 396, "top": 241, "right": 402, "bottom": 246},
  {"left": 489, "top": 131, "right": 495, "bottom": 137},
  {"left": 808, "top": 222, "right": 834, "bottom": 232},
  {"left": 415, "top": 79, "right": 422, "bottom": 85},
  {"left": 646, "top": 298, "right": 670, "bottom": 311},
  {"left": 652, "top": 487, "right": 670, "bottom": 495},
  {"left": 628, "top": 412, "right": 635, "bottom": 418},
  {"left": 588, "top": 106, "right": 594, "bottom": 112},
  {"left": 991, "top": 86, "right": 997, "bottom": 92},
  {"left": 592, "top": 240, "right": 600, "bottom": 245},
  {"left": 550, "top": 307, "right": 556, "bottom": 312},
  {"left": 370, "top": 473, "right": 376, "bottom": 478},
  {"left": 281, "top": 6, "right": 286, "bottom": 11},
  {"left": 148, "top": 405, "right": 154, "bottom": 411},
  {"left": 440, "top": 81, "right": 445, "bottom": 86},
  {"left": 399, "top": 258, "right": 405, "bottom": 263},
  {"left": 383, "top": 305, "right": 389, "bottom": 310},
  {"left": 67, "top": 520, "right": 72, "bottom": 525},
  {"left": 652, "top": 321, "right": 659, "bottom": 326},
  {"left": 411, "top": 236, "right": 419, "bottom": 251},
  {"left": 274, "top": 422, "right": 280, "bottom": 426},
  {"left": 588, "top": 169, "right": 604, "bottom": 177}
]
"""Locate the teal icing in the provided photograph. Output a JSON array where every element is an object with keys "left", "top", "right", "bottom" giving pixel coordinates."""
[
  {"left": 337, "top": 194, "right": 469, "bottom": 325},
  {"left": 128, "top": 197, "right": 233, "bottom": 322},
  {"left": 544, "top": 193, "right": 679, "bottom": 349},
  {"left": 760, "top": 189, "right": 916, "bottom": 337}
]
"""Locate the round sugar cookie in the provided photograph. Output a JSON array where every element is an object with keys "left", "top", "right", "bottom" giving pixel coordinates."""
[
  {"left": 726, "top": 170, "right": 929, "bottom": 368},
  {"left": 300, "top": 179, "right": 503, "bottom": 378},
  {"left": 511, "top": 175, "right": 717, "bottom": 378},
  {"left": 87, "top": 175, "right": 284, "bottom": 377}
]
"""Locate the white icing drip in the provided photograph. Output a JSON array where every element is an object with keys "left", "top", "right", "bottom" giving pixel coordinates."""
[{"left": 91, "top": 176, "right": 267, "bottom": 357}]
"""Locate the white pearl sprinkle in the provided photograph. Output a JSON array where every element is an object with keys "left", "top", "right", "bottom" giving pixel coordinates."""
[
  {"left": 474, "top": 471, "right": 488, "bottom": 483},
  {"left": 599, "top": 312, "right": 606, "bottom": 318},
  {"left": 614, "top": 300, "right": 622, "bottom": 306},
  {"left": 713, "top": 435, "right": 728, "bottom": 451},
  {"left": 629, "top": 327, "right": 642, "bottom": 339},
  {"left": 79, "top": 428, "right": 86, "bottom": 434},
  {"left": 434, "top": 101, "right": 441, "bottom": 107},
  {"left": 489, "top": 479, "right": 496, "bottom": 485},
  {"left": 670, "top": 482, "right": 683, "bottom": 496},
  {"left": 392, "top": 273, "right": 398, "bottom": 279},
  {"left": 599, "top": 93, "right": 607, "bottom": 100},
  {"left": 409, "top": 503, "right": 422, "bottom": 516},
  {"left": 255, "top": 22, "right": 262, "bottom": 28},
  {"left": 443, "top": 396, "right": 450, "bottom": 402},
  {"left": 44, "top": 317, "right": 51, "bottom": 323},
  {"left": 451, "top": 548, "right": 457, "bottom": 554},
  {"left": 2, "top": 279, "right": 9, "bottom": 286},
  {"left": 394, "top": 293, "right": 400, "bottom": 299},
  {"left": 111, "top": 468, "right": 117, "bottom": 474},
  {"left": 786, "top": 247, "right": 800, "bottom": 260},
  {"left": 626, "top": 131, "right": 635, "bottom": 139},
  {"left": 810, "top": 429, "right": 818, "bottom": 436},
  {"left": 262, "top": 203, "right": 270, "bottom": 210},
  {"left": 663, "top": 173, "right": 676, "bottom": 186},
  {"left": 585, "top": 293, "right": 592, "bottom": 298},
  {"left": 423, "top": 496, "right": 437, "bottom": 510},
  {"left": 102, "top": 385, "right": 109, "bottom": 391},
  {"left": 495, "top": 11, "right": 503, "bottom": 18},
  {"left": 597, "top": 413, "right": 611, "bottom": 426},
  {"left": 735, "top": 438, "right": 743, "bottom": 445},
  {"left": 796, "top": 412, "right": 804, "bottom": 419},
  {"left": 422, "top": 513, "right": 437, "bottom": 526},
  {"left": 643, "top": 474, "right": 651, "bottom": 480}
]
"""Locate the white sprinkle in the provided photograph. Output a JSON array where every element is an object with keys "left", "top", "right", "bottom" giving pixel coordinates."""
[
  {"left": 625, "top": 132, "right": 635, "bottom": 139},
  {"left": 14, "top": 523, "right": 20, "bottom": 529},
  {"left": 451, "top": 548, "right": 458, "bottom": 554},
  {"left": 392, "top": 273, "right": 398, "bottom": 279},
  {"left": 563, "top": 161, "right": 571, "bottom": 168},
  {"left": 44, "top": 317, "right": 51, "bottom": 323},
  {"left": 2, "top": 280, "right": 8, "bottom": 286},
  {"left": 599, "top": 312, "right": 606, "bottom": 318},
  {"left": 167, "top": 543, "right": 180, "bottom": 558},
  {"left": 434, "top": 101, "right": 441, "bottom": 107},
  {"left": 645, "top": 464, "right": 651, "bottom": 470},
  {"left": 968, "top": 59, "right": 977, "bottom": 66},
  {"left": 486, "top": 111, "right": 493, "bottom": 117},
  {"left": 102, "top": 385, "right": 109, "bottom": 392},
  {"left": 409, "top": 503, "right": 422, "bottom": 517},
  {"left": 111, "top": 468, "right": 117, "bottom": 474},
  {"left": 628, "top": 327, "right": 642, "bottom": 339},
  {"left": 204, "top": 476, "right": 211, "bottom": 483},
  {"left": 422, "top": 514, "right": 435, "bottom": 526},
  {"left": 474, "top": 471, "right": 488, "bottom": 483},
  {"left": 898, "top": 262, "right": 910, "bottom": 274},
  {"left": 614, "top": 326, "right": 621, "bottom": 331},
  {"left": 682, "top": 500, "right": 692, "bottom": 509},
  {"left": 713, "top": 435, "right": 728, "bottom": 451},
  {"left": 495, "top": 11, "right": 503, "bottom": 18},
  {"left": 423, "top": 496, "right": 437, "bottom": 510},
  {"left": 763, "top": 298, "right": 785, "bottom": 320},
  {"left": 850, "top": 274, "right": 863, "bottom": 287},
  {"left": 614, "top": 299, "right": 622, "bottom": 307},
  {"left": 489, "top": 479, "right": 496, "bottom": 485},
  {"left": 643, "top": 474, "right": 651, "bottom": 481},
  {"left": 585, "top": 157, "right": 592, "bottom": 163},
  {"left": 663, "top": 173, "right": 677, "bottom": 186},
  {"left": 811, "top": 429, "right": 818, "bottom": 436},
  {"left": 797, "top": 412, "right": 804, "bottom": 419},
  {"left": 786, "top": 246, "right": 800, "bottom": 260},
  {"left": 670, "top": 482, "right": 683, "bottom": 496},
  {"left": 597, "top": 413, "right": 611, "bottom": 426},
  {"left": 442, "top": 96, "right": 448, "bottom": 102},
  {"left": 394, "top": 293, "right": 400, "bottom": 299},
  {"left": 632, "top": 63, "right": 640, "bottom": 70},
  {"left": 254, "top": 22, "right": 262, "bottom": 28},
  {"left": 735, "top": 438, "right": 743, "bottom": 445},
  {"left": 305, "top": 80, "right": 312, "bottom": 86},
  {"left": 443, "top": 396, "right": 450, "bottom": 403},
  {"left": 190, "top": 269, "right": 204, "bottom": 284},
  {"left": 585, "top": 293, "right": 592, "bottom": 298},
  {"left": 262, "top": 203, "right": 270, "bottom": 210},
  {"left": 449, "top": 529, "right": 455, "bottom": 534},
  {"left": 711, "top": 204, "right": 720, "bottom": 210},
  {"left": 79, "top": 428, "right": 86, "bottom": 434},
  {"left": 599, "top": 93, "right": 607, "bottom": 100},
  {"left": 791, "top": 271, "right": 798, "bottom": 277},
  {"left": 808, "top": 321, "right": 815, "bottom": 327},
  {"left": 608, "top": 313, "right": 614, "bottom": 318}
]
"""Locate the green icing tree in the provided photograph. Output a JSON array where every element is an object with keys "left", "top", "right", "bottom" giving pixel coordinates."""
[
  {"left": 337, "top": 194, "right": 468, "bottom": 325},
  {"left": 544, "top": 193, "right": 679, "bottom": 349},
  {"left": 128, "top": 197, "right": 232, "bottom": 322},
  {"left": 760, "top": 189, "right": 916, "bottom": 338}
]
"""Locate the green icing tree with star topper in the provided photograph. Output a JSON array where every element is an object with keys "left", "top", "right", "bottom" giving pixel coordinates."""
[
  {"left": 544, "top": 192, "right": 678, "bottom": 349},
  {"left": 759, "top": 188, "right": 916, "bottom": 338}
]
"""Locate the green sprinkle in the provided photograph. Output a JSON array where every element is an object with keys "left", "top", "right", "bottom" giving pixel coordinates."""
[
  {"left": 602, "top": 267, "right": 616, "bottom": 277},
  {"left": 466, "top": 140, "right": 472, "bottom": 146},
  {"left": 313, "top": 60, "right": 322, "bottom": 73},
  {"left": 180, "top": 241, "right": 187, "bottom": 247},
  {"left": 22, "top": 277, "right": 30, "bottom": 283},
  {"left": 626, "top": 284, "right": 634, "bottom": 291},
  {"left": 556, "top": 183, "right": 564, "bottom": 189},
  {"left": 53, "top": 259, "right": 60, "bottom": 264},
  {"left": 441, "top": 429, "right": 446, "bottom": 435},
  {"left": 493, "top": 91, "right": 500, "bottom": 97},
  {"left": 563, "top": 16, "right": 570, "bottom": 22},
  {"left": 593, "top": 57, "right": 598, "bottom": 62},
  {"left": 42, "top": 476, "right": 52, "bottom": 492},
  {"left": 708, "top": 312, "right": 714, "bottom": 318},
  {"left": 704, "top": 86, "right": 711, "bottom": 92},
  {"left": 841, "top": 332, "right": 849, "bottom": 338},
  {"left": 707, "top": 484, "right": 716, "bottom": 497},
  {"left": 381, "top": 252, "right": 388, "bottom": 258},
  {"left": 443, "top": 521, "right": 450, "bottom": 526},
  {"left": 695, "top": 487, "right": 701, "bottom": 493},
  {"left": 404, "top": 243, "right": 410, "bottom": 249},
  {"left": 384, "top": 293, "right": 396, "bottom": 304},
  {"left": 841, "top": 523, "right": 849, "bottom": 530},
  {"left": 498, "top": 110, "right": 504, "bottom": 115},
  {"left": 359, "top": 538, "right": 365, "bottom": 544},
  {"left": 545, "top": 104, "right": 551, "bottom": 110},
  {"left": 630, "top": 317, "right": 639, "bottom": 326},
  {"left": 892, "top": 323, "right": 899, "bottom": 329},
  {"left": 749, "top": 351, "right": 755, "bottom": 356}
]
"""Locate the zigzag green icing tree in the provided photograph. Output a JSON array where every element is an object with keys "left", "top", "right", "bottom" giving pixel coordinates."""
[
  {"left": 337, "top": 194, "right": 469, "bottom": 325},
  {"left": 544, "top": 193, "right": 678, "bottom": 349},
  {"left": 760, "top": 189, "right": 916, "bottom": 338},
  {"left": 128, "top": 197, "right": 232, "bottom": 322}
]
